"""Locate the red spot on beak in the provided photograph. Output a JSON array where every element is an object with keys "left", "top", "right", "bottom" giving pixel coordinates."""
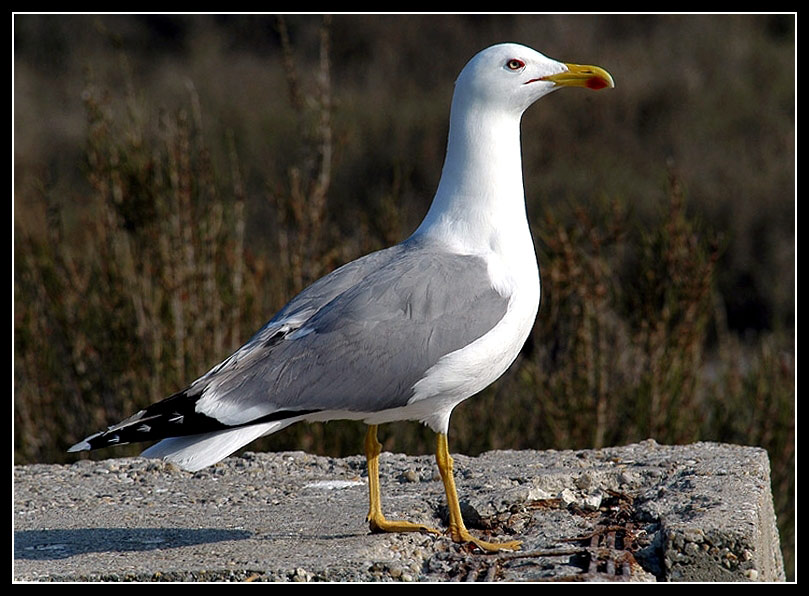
[{"left": 586, "top": 77, "right": 610, "bottom": 90}]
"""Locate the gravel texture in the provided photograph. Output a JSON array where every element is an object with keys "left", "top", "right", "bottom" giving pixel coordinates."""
[{"left": 14, "top": 440, "right": 784, "bottom": 582}]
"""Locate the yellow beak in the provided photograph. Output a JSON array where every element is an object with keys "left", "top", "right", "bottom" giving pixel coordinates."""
[{"left": 541, "top": 63, "right": 615, "bottom": 90}]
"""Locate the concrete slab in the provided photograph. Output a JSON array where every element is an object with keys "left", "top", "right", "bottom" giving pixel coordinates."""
[{"left": 13, "top": 440, "right": 785, "bottom": 582}]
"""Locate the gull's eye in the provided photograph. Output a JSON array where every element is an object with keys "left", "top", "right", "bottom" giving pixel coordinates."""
[{"left": 506, "top": 58, "right": 525, "bottom": 71}]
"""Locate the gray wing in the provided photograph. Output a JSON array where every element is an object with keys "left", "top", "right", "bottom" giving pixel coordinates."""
[{"left": 193, "top": 236, "right": 509, "bottom": 419}]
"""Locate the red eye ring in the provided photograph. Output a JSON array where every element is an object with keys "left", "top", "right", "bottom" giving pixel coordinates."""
[{"left": 506, "top": 58, "right": 525, "bottom": 71}]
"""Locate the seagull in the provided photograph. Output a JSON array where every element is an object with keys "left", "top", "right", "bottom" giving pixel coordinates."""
[{"left": 69, "top": 43, "right": 614, "bottom": 552}]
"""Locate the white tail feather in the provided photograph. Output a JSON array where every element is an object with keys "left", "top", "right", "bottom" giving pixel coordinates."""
[{"left": 140, "top": 420, "right": 295, "bottom": 472}]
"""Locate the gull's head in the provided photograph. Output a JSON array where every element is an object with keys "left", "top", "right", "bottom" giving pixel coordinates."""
[{"left": 454, "top": 43, "right": 614, "bottom": 116}]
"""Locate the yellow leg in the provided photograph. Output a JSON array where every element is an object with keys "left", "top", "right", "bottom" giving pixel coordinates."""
[
  {"left": 436, "top": 433, "right": 522, "bottom": 552},
  {"left": 365, "top": 425, "right": 440, "bottom": 536}
]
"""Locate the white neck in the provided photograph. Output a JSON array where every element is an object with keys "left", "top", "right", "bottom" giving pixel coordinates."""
[{"left": 412, "top": 98, "right": 532, "bottom": 258}]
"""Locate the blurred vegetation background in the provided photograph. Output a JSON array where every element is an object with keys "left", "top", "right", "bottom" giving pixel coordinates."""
[{"left": 14, "top": 14, "right": 794, "bottom": 577}]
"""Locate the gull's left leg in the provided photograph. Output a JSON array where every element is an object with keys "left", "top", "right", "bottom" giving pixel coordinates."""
[
  {"left": 364, "top": 425, "right": 440, "bottom": 535},
  {"left": 435, "top": 433, "right": 522, "bottom": 552}
]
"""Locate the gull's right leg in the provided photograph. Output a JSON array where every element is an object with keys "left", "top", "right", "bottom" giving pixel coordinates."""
[{"left": 364, "top": 425, "right": 441, "bottom": 536}]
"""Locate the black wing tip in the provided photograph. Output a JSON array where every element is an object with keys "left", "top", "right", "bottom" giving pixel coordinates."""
[
  {"left": 67, "top": 379, "right": 326, "bottom": 454},
  {"left": 67, "top": 439, "right": 92, "bottom": 453},
  {"left": 67, "top": 430, "right": 131, "bottom": 453}
]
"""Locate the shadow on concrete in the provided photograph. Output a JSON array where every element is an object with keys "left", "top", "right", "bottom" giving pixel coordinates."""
[{"left": 14, "top": 527, "right": 251, "bottom": 560}]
